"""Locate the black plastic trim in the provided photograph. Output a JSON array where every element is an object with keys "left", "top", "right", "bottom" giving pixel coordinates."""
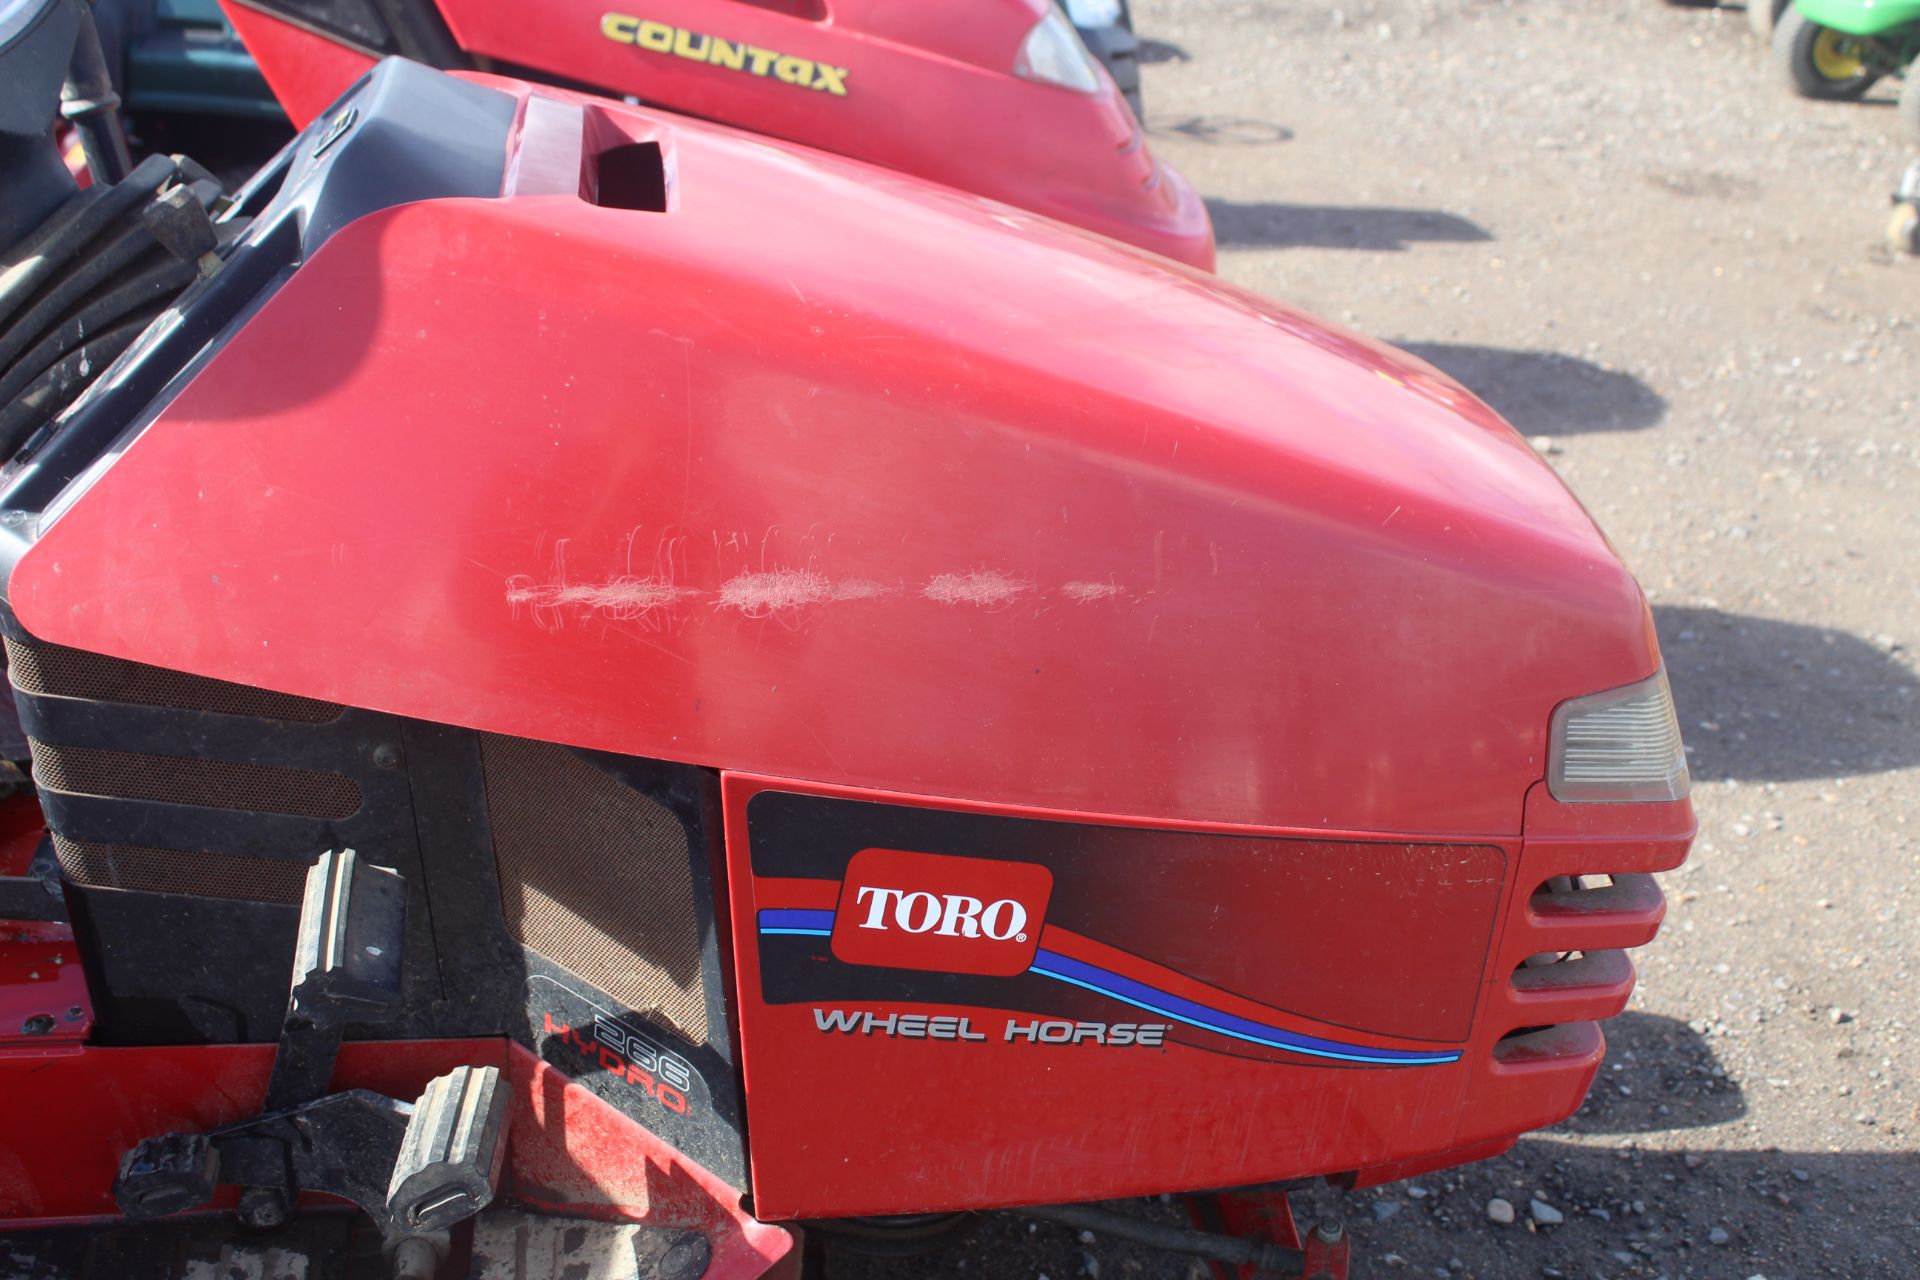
[{"left": 0, "top": 58, "right": 514, "bottom": 547}]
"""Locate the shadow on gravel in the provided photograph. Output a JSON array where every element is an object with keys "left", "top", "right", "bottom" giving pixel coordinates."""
[
  {"left": 1151, "top": 116, "right": 1293, "bottom": 145},
  {"left": 1557, "top": 1012, "right": 1746, "bottom": 1135},
  {"left": 1656, "top": 607, "right": 1920, "bottom": 782},
  {"left": 1136, "top": 37, "right": 1191, "bottom": 63},
  {"left": 1205, "top": 200, "right": 1491, "bottom": 250},
  {"left": 825, "top": 1144, "right": 1920, "bottom": 1278},
  {"left": 1394, "top": 342, "right": 1667, "bottom": 435},
  {"left": 1304, "top": 1142, "right": 1920, "bottom": 1280}
]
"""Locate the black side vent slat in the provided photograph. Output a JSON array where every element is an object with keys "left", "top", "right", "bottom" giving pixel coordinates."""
[
  {"left": 4, "top": 634, "right": 344, "bottom": 722},
  {"left": 52, "top": 834, "right": 310, "bottom": 904},
  {"left": 29, "top": 738, "right": 362, "bottom": 819}
]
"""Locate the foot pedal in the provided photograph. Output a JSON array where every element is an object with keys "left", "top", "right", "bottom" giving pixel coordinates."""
[
  {"left": 388, "top": 1065, "right": 511, "bottom": 1233},
  {"left": 115, "top": 1133, "right": 218, "bottom": 1219},
  {"left": 264, "top": 848, "right": 406, "bottom": 1113},
  {"left": 290, "top": 848, "right": 405, "bottom": 1025}
]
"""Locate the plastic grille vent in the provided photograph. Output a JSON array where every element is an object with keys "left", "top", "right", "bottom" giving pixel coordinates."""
[
  {"left": 4, "top": 634, "right": 344, "bottom": 722},
  {"left": 52, "top": 833, "right": 310, "bottom": 903},
  {"left": 28, "top": 738, "right": 363, "bottom": 818},
  {"left": 480, "top": 733, "right": 709, "bottom": 1045}
]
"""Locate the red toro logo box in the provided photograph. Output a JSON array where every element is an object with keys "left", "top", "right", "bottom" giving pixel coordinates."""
[{"left": 830, "top": 848, "right": 1054, "bottom": 978}]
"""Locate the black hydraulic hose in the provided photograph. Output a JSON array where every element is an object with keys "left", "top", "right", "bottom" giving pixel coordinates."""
[
  {"left": 1019, "top": 1203, "right": 1305, "bottom": 1273},
  {"left": 0, "top": 310, "right": 154, "bottom": 457},
  {"left": 0, "top": 177, "right": 228, "bottom": 371},
  {"left": 0, "top": 252, "right": 194, "bottom": 406},
  {"left": 0, "top": 151, "right": 173, "bottom": 331},
  {"left": 0, "top": 220, "right": 163, "bottom": 370}
]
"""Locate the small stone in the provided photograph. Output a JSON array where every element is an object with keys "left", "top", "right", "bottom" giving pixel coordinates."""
[
  {"left": 1373, "top": 1200, "right": 1402, "bottom": 1221},
  {"left": 1587, "top": 1207, "right": 1612, "bottom": 1221},
  {"left": 1529, "top": 1199, "right": 1564, "bottom": 1226},
  {"left": 1830, "top": 1008, "right": 1852, "bottom": 1024},
  {"left": 1407, "top": 1185, "right": 1430, "bottom": 1199},
  {"left": 1790, "top": 1169, "right": 1810, "bottom": 1182},
  {"left": 1082, "top": 1252, "right": 1100, "bottom": 1279},
  {"left": 1683, "top": 1153, "right": 1706, "bottom": 1170},
  {"left": 1077, "top": 1231, "right": 1096, "bottom": 1245},
  {"left": 1709, "top": 1227, "right": 1731, "bottom": 1246},
  {"left": 1487, "top": 1197, "right": 1516, "bottom": 1225}
]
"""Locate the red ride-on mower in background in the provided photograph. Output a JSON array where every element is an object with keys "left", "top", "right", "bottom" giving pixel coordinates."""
[
  {"left": 215, "top": 0, "right": 1215, "bottom": 269},
  {"left": 1, "top": 2, "right": 1692, "bottom": 1276}
]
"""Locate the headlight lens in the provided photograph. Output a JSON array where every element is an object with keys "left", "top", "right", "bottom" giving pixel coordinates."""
[
  {"left": 1547, "top": 667, "right": 1690, "bottom": 803},
  {"left": 1062, "top": 0, "right": 1126, "bottom": 26},
  {"left": 1014, "top": 7, "right": 1105, "bottom": 94}
]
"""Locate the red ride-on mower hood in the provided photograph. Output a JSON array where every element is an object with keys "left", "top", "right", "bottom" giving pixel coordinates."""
[
  {"left": 1, "top": 61, "right": 1689, "bottom": 1239},
  {"left": 219, "top": 0, "right": 1218, "bottom": 268},
  {"left": 14, "top": 71, "right": 1650, "bottom": 840}
]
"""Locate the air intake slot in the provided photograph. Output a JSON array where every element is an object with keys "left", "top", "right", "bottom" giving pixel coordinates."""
[
  {"left": 589, "top": 142, "right": 668, "bottom": 212},
  {"left": 480, "top": 733, "right": 709, "bottom": 1045},
  {"left": 29, "top": 738, "right": 362, "bottom": 818},
  {"left": 580, "top": 107, "right": 672, "bottom": 212},
  {"left": 52, "top": 834, "right": 309, "bottom": 903},
  {"left": 5, "top": 634, "right": 343, "bottom": 721}
]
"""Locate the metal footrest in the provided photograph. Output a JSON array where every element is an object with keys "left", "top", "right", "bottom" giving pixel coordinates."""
[
  {"left": 389, "top": 1064, "right": 512, "bottom": 1233},
  {"left": 110, "top": 851, "right": 511, "bottom": 1253}
]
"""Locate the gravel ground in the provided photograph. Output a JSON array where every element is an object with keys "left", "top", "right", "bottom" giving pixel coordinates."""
[{"left": 835, "top": 2, "right": 1919, "bottom": 1278}]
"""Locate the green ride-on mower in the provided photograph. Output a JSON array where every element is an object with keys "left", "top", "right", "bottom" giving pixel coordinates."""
[{"left": 1773, "top": 0, "right": 1920, "bottom": 134}]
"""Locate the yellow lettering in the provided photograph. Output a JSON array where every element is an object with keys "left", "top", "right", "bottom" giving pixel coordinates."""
[
  {"left": 600, "top": 19, "right": 845, "bottom": 98},
  {"left": 671, "top": 27, "right": 710, "bottom": 60},
  {"left": 634, "top": 19, "right": 674, "bottom": 52}
]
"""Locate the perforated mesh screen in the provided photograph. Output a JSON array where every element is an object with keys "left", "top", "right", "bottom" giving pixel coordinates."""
[
  {"left": 480, "top": 733, "right": 709, "bottom": 1045},
  {"left": 53, "top": 833, "right": 311, "bottom": 903},
  {"left": 4, "top": 635, "right": 345, "bottom": 722},
  {"left": 29, "top": 738, "right": 363, "bottom": 818}
]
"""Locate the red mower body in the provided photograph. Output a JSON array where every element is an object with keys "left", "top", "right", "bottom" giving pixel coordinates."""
[
  {"left": 0, "top": 58, "right": 1688, "bottom": 1267},
  {"left": 217, "top": 0, "right": 1216, "bottom": 269}
]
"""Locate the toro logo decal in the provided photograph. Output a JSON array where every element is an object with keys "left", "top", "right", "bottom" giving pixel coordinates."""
[
  {"left": 600, "top": 14, "right": 850, "bottom": 95},
  {"left": 830, "top": 848, "right": 1052, "bottom": 978}
]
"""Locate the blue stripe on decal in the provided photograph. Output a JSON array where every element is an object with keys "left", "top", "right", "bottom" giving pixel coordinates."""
[
  {"left": 758, "top": 908, "right": 836, "bottom": 934},
  {"left": 1029, "top": 950, "right": 1460, "bottom": 1066},
  {"left": 752, "top": 906, "right": 1458, "bottom": 1066}
]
